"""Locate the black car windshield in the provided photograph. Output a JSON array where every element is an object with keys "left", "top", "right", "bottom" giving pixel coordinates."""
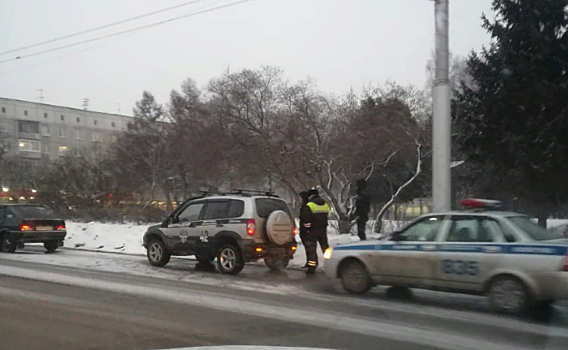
[
  {"left": 7, "top": 206, "right": 59, "bottom": 219},
  {"left": 508, "top": 216, "right": 557, "bottom": 241},
  {"left": 255, "top": 198, "right": 291, "bottom": 219}
]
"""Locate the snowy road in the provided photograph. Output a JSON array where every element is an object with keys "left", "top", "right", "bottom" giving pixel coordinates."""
[{"left": 1, "top": 247, "right": 568, "bottom": 350}]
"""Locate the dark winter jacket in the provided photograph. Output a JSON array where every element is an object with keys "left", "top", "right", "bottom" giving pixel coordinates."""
[
  {"left": 354, "top": 190, "right": 371, "bottom": 219},
  {"left": 304, "top": 195, "right": 329, "bottom": 232},
  {"left": 299, "top": 203, "right": 311, "bottom": 236}
]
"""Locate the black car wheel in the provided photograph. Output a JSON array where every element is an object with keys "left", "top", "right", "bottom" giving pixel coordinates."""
[
  {"left": 0, "top": 234, "right": 17, "bottom": 253},
  {"left": 44, "top": 241, "right": 59, "bottom": 253},
  {"left": 147, "top": 239, "right": 171, "bottom": 267},
  {"left": 217, "top": 243, "right": 244, "bottom": 275}
]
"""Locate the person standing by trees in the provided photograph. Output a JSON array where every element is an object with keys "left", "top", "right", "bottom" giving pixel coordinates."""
[
  {"left": 353, "top": 179, "right": 371, "bottom": 240},
  {"left": 302, "top": 189, "right": 330, "bottom": 275}
]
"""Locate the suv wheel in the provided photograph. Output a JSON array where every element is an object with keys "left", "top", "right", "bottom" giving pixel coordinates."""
[
  {"left": 44, "top": 241, "right": 59, "bottom": 253},
  {"left": 147, "top": 239, "right": 171, "bottom": 267},
  {"left": 0, "top": 234, "right": 17, "bottom": 253},
  {"left": 217, "top": 243, "right": 244, "bottom": 275},
  {"left": 264, "top": 255, "right": 289, "bottom": 271}
]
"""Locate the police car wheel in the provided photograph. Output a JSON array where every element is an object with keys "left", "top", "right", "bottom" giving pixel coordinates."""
[
  {"left": 264, "top": 255, "right": 289, "bottom": 271},
  {"left": 217, "top": 244, "right": 244, "bottom": 275},
  {"left": 340, "top": 260, "right": 372, "bottom": 294},
  {"left": 147, "top": 239, "right": 170, "bottom": 267},
  {"left": 196, "top": 255, "right": 214, "bottom": 265},
  {"left": 488, "top": 275, "right": 528, "bottom": 315}
]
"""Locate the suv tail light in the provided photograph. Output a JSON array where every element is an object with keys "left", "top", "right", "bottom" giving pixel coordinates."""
[
  {"left": 20, "top": 220, "right": 35, "bottom": 231},
  {"left": 246, "top": 219, "right": 256, "bottom": 236},
  {"left": 292, "top": 226, "right": 298, "bottom": 235},
  {"left": 564, "top": 251, "right": 568, "bottom": 272},
  {"left": 55, "top": 224, "right": 66, "bottom": 231}
]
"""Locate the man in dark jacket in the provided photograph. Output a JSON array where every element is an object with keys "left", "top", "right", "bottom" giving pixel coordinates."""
[
  {"left": 301, "top": 188, "right": 330, "bottom": 275},
  {"left": 354, "top": 179, "right": 370, "bottom": 240},
  {"left": 298, "top": 190, "right": 311, "bottom": 268}
]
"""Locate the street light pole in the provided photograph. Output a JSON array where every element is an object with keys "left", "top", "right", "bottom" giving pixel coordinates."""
[{"left": 432, "top": 0, "right": 452, "bottom": 212}]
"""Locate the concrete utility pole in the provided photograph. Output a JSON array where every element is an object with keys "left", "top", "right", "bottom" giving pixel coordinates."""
[{"left": 432, "top": 0, "right": 452, "bottom": 212}]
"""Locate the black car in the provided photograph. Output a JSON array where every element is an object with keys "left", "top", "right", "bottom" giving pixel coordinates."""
[{"left": 0, "top": 204, "right": 66, "bottom": 253}]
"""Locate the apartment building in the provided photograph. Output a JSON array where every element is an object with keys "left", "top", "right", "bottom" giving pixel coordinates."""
[{"left": 0, "top": 97, "right": 131, "bottom": 161}]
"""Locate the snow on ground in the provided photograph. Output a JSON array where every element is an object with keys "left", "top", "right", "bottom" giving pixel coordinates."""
[{"left": 64, "top": 221, "right": 148, "bottom": 255}]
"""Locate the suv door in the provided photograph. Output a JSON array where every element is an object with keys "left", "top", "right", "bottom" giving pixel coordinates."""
[
  {"left": 436, "top": 215, "right": 505, "bottom": 292},
  {"left": 374, "top": 215, "right": 446, "bottom": 287},
  {"left": 162, "top": 201, "right": 205, "bottom": 254}
]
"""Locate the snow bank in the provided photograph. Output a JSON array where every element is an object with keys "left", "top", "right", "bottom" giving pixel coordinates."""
[{"left": 64, "top": 221, "right": 148, "bottom": 255}]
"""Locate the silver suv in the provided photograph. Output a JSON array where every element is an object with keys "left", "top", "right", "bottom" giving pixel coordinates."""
[{"left": 143, "top": 191, "right": 298, "bottom": 274}]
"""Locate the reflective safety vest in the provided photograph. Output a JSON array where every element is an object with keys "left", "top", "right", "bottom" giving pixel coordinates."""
[{"left": 307, "top": 202, "right": 330, "bottom": 214}]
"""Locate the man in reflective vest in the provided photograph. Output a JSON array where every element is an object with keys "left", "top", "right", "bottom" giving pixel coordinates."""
[{"left": 301, "top": 189, "right": 330, "bottom": 275}]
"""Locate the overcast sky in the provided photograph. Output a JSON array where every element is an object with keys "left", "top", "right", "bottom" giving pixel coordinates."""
[{"left": 0, "top": 0, "right": 493, "bottom": 115}]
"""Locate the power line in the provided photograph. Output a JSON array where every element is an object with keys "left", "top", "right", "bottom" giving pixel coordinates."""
[
  {"left": 0, "top": 0, "right": 253, "bottom": 65},
  {"left": 0, "top": 0, "right": 211, "bottom": 57}
]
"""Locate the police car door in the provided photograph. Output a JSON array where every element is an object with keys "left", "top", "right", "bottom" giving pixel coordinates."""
[
  {"left": 436, "top": 215, "right": 504, "bottom": 292},
  {"left": 196, "top": 200, "right": 231, "bottom": 254},
  {"left": 197, "top": 199, "right": 246, "bottom": 256},
  {"left": 376, "top": 215, "right": 447, "bottom": 288},
  {"left": 163, "top": 201, "right": 205, "bottom": 254}
]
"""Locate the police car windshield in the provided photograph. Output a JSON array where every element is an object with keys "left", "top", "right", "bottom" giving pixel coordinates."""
[{"left": 508, "top": 216, "right": 557, "bottom": 241}]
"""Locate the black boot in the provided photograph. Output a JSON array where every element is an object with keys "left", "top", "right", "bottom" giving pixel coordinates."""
[{"left": 306, "top": 266, "right": 316, "bottom": 275}]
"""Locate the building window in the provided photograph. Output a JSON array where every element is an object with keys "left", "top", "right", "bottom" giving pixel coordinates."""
[
  {"left": 112, "top": 122, "right": 116, "bottom": 127},
  {"left": 41, "top": 125, "right": 50, "bottom": 136},
  {"left": 110, "top": 135, "right": 117, "bottom": 142},
  {"left": 1, "top": 107, "right": 5, "bottom": 113},
  {"left": 18, "top": 139, "right": 40, "bottom": 152},
  {"left": 76, "top": 117, "right": 80, "bottom": 123},
  {"left": 18, "top": 120, "right": 40, "bottom": 133},
  {"left": 44, "top": 112, "right": 48, "bottom": 118},
  {"left": 94, "top": 120, "right": 98, "bottom": 126},
  {"left": 24, "top": 110, "right": 28, "bottom": 116},
  {"left": 58, "top": 146, "right": 68, "bottom": 156},
  {"left": 92, "top": 132, "right": 101, "bottom": 142},
  {"left": 59, "top": 128, "right": 66, "bottom": 138},
  {"left": 60, "top": 115, "right": 65, "bottom": 121},
  {"left": 42, "top": 144, "right": 50, "bottom": 154},
  {"left": 72, "top": 149, "right": 81, "bottom": 157},
  {"left": 75, "top": 129, "right": 82, "bottom": 140}
]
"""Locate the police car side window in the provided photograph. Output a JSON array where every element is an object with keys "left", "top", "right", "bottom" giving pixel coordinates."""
[
  {"left": 202, "top": 201, "right": 230, "bottom": 220},
  {"left": 227, "top": 200, "right": 244, "bottom": 218},
  {"left": 399, "top": 216, "right": 443, "bottom": 241},
  {"left": 177, "top": 203, "right": 204, "bottom": 222},
  {"left": 447, "top": 217, "right": 499, "bottom": 242}
]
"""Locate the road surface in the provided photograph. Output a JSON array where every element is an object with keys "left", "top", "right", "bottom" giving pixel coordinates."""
[{"left": 0, "top": 246, "right": 567, "bottom": 350}]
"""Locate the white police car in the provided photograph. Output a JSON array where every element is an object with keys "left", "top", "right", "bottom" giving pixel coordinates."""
[{"left": 324, "top": 199, "right": 568, "bottom": 314}]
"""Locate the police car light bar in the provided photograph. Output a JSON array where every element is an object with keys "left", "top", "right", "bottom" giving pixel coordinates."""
[{"left": 460, "top": 198, "right": 503, "bottom": 209}]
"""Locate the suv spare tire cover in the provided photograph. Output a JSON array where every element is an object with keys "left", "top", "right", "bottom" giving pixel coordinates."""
[{"left": 265, "top": 210, "right": 294, "bottom": 246}]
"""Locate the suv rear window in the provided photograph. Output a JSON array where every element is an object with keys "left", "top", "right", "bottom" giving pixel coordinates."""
[
  {"left": 7, "top": 206, "right": 58, "bottom": 218},
  {"left": 255, "top": 198, "right": 291, "bottom": 218}
]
